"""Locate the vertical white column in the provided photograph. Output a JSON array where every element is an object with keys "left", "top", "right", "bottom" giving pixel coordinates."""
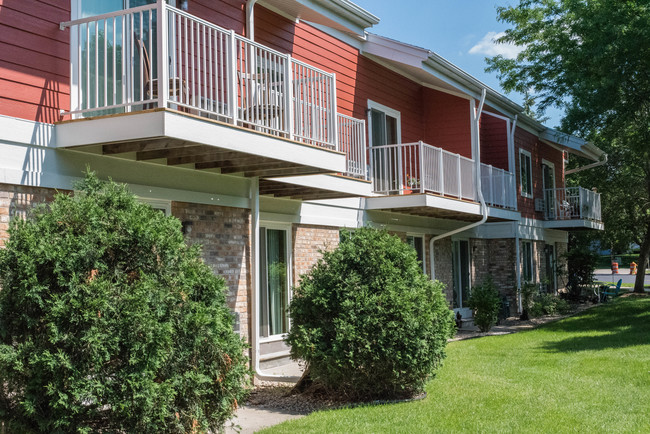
[{"left": 157, "top": 0, "right": 169, "bottom": 110}]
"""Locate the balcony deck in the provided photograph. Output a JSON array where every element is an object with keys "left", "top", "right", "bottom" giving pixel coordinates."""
[
  {"left": 544, "top": 187, "right": 603, "bottom": 230},
  {"left": 57, "top": 3, "right": 367, "bottom": 188},
  {"left": 366, "top": 141, "right": 519, "bottom": 221}
]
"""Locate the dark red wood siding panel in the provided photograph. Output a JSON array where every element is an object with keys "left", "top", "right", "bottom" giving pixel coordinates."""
[
  {"left": 514, "top": 126, "right": 565, "bottom": 219},
  {"left": 422, "top": 88, "right": 471, "bottom": 157},
  {"left": 480, "top": 113, "right": 508, "bottom": 170},
  {"left": 0, "top": 0, "right": 70, "bottom": 122},
  {"left": 187, "top": 0, "right": 246, "bottom": 35}
]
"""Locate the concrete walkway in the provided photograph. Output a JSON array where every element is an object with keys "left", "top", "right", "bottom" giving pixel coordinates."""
[{"left": 226, "top": 405, "right": 305, "bottom": 434}]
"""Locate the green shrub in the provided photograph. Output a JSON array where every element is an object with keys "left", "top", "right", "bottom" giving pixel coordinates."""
[
  {"left": 467, "top": 276, "right": 501, "bottom": 332},
  {"left": 286, "top": 227, "right": 455, "bottom": 400},
  {"left": 0, "top": 173, "right": 249, "bottom": 433},
  {"left": 520, "top": 281, "right": 538, "bottom": 320},
  {"left": 530, "top": 293, "right": 574, "bottom": 318}
]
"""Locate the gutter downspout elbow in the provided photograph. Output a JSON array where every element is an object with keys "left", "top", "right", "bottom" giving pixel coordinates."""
[
  {"left": 430, "top": 89, "right": 489, "bottom": 280},
  {"left": 246, "top": 0, "right": 258, "bottom": 41},
  {"left": 565, "top": 154, "right": 608, "bottom": 175}
]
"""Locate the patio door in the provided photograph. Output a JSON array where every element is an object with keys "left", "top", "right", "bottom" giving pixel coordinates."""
[
  {"left": 259, "top": 227, "right": 290, "bottom": 338},
  {"left": 369, "top": 101, "right": 401, "bottom": 194},
  {"left": 544, "top": 244, "right": 557, "bottom": 294},
  {"left": 452, "top": 240, "right": 472, "bottom": 317},
  {"left": 542, "top": 161, "right": 556, "bottom": 219}
]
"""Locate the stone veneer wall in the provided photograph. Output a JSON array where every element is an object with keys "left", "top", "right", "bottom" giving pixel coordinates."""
[
  {"left": 292, "top": 224, "right": 340, "bottom": 287},
  {"left": 471, "top": 238, "right": 518, "bottom": 306},
  {"left": 172, "top": 202, "right": 251, "bottom": 341},
  {"left": 0, "top": 183, "right": 60, "bottom": 247}
]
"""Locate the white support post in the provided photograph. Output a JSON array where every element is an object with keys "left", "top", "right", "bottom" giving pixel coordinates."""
[
  {"left": 157, "top": 0, "right": 168, "bottom": 110},
  {"left": 285, "top": 55, "right": 294, "bottom": 140},
  {"left": 457, "top": 155, "right": 462, "bottom": 199},
  {"left": 331, "top": 73, "right": 339, "bottom": 151},
  {"left": 228, "top": 30, "right": 238, "bottom": 125},
  {"left": 418, "top": 141, "right": 425, "bottom": 193},
  {"left": 439, "top": 148, "right": 444, "bottom": 195}
]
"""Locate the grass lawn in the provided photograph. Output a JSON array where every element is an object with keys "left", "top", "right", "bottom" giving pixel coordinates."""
[{"left": 264, "top": 297, "right": 650, "bottom": 433}]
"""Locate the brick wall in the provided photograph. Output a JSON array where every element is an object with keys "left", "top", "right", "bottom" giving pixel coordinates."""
[
  {"left": 471, "top": 238, "right": 517, "bottom": 305},
  {"left": 291, "top": 224, "right": 339, "bottom": 287},
  {"left": 0, "top": 183, "right": 59, "bottom": 247},
  {"left": 172, "top": 202, "right": 251, "bottom": 341}
]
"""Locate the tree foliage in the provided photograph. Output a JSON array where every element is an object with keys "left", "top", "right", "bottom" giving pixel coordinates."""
[
  {"left": 487, "top": 0, "right": 650, "bottom": 292},
  {"left": 286, "top": 227, "right": 455, "bottom": 400},
  {"left": 0, "top": 173, "right": 249, "bottom": 433}
]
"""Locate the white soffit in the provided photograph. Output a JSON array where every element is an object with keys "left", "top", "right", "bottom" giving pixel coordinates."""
[
  {"left": 540, "top": 129, "right": 605, "bottom": 162},
  {"left": 267, "top": 174, "right": 377, "bottom": 197},
  {"left": 259, "top": 0, "right": 379, "bottom": 36}
]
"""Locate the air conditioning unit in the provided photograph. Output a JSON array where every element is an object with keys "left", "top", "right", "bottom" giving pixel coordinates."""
[{"left": 534, "top": 198, "right": 545, "bottom": 212}]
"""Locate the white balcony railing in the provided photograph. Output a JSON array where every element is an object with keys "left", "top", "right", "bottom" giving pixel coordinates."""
[
  {"left": 61, "top": 2, "right": 353, "bottom": 154},
  {"left": 369, "top": 141, "right": 516, "bottom": 209},
  {"left": 337, "top": 114, "right": 367, "bottom": 179},
  {"left": 544, "top": 187, "right": 602, "bottom": 221}
]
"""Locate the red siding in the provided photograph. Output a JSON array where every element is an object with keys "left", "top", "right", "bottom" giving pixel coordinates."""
[
  {"left": 480, "top": 113, "right": 508, "bottom": 170},
  {"left": 188, "top": 0, "right": 245, "bottom": 35},
  {"left": 0, "top": 0, "right": 70, "bottom": 123},
  {"left": 515, "top": 127, "right": 565, "bottom": 219},
  {"left": 423, "top": 88, "right": 471, "bottom": 157}
]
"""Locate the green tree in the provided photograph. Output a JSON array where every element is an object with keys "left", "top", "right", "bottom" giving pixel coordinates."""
[
  {"left": 0, "top": 173, "right": 249, "bottom": 432},
  {"left": 487, "top": 0, "right": 650, "bottom": 293}
]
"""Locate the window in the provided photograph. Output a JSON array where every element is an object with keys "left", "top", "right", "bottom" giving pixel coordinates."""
[
  {"left": 452, "top": 240, "right": 471, "bottom": 309},
  {"left": 259, "top": 227, "right": 290, "bottom": 338},
  {"left": 406, "top": 235, "right": 425, "bottom": 272},
  {"left": 522, "top": 240, "right": 534, "bottom": 282},
  {"left": 519, "top": 149, "right": 533, "bottom": 198},
  {"left": 139, "top": 198, "right": 171, "bottom": 215}
]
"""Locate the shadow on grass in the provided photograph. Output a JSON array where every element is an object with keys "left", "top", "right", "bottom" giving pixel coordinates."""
[{"left": 539, "top": 297, "right": 650, "bottom": 353}]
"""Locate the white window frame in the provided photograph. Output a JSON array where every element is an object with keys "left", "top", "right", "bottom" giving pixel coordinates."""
[
  {"left": 139, "top": 197, "right": 171, "bottom": 215},
  {"left": 259, "top": 222, "right": 293, "bottom": 343},
  {"left": 519, "top": 149, "right": 533, "bottom": 199},
  {"left": 367, "top": 99, "right": 402, "bottom": 147},
  {"left": 406, "top": 234, "right": 426, "bottom": 274},
  {"left": 522, "top": 240, "right": 534, "bottom": 283}
]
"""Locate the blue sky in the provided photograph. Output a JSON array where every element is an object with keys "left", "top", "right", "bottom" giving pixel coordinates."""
[{"left": 351, "top": 0, "right": 564, "bottom": 127}]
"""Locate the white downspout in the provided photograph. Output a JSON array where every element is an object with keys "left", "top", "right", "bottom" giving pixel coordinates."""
[
  {"left": 565, "top": 154, "right": 608, "bottom": 175},
  {"left": 429, "top": 89, "right": 488, "bottom": 279},
  {"left": 246, "top": 0, "right": 258, "bottom": 41},
  {"left": 250, "top": 178, "right": 299, "bottom": 382},
  {"left": 508, "top": 116, "right": 523, "bottom": 314}
]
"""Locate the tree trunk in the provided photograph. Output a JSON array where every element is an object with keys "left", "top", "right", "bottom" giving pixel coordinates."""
[{"left": 633, "top": 220, "right": 650, "bottom": 293}]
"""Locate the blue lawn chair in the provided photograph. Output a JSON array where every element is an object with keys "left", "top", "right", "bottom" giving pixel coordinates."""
[{"left": 601, "top": 279, "right": 623, "bottom": 302}]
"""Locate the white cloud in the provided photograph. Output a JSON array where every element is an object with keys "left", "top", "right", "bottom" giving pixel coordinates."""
[{"left": 469, "top": 31, "right": 524, "bottom": 59}]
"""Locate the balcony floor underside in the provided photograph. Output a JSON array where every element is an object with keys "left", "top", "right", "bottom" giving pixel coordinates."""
[
  {"left": 260, "top": 179, "right": 362, "bottom": 200},
  {"left": 93, "top": 138, "right": 330, "bottom": 178}
]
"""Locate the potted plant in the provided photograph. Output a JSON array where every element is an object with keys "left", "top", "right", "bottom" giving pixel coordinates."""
[{"left": 404, "top": 174, "right": 420, "bottom": 194}]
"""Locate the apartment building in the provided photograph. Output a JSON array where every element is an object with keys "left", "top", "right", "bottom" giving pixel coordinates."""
[{"left": 0, "top": 0, "right": 604, "bottom": 376}]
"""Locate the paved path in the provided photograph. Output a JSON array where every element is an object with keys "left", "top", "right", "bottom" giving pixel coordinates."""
[{"left": 226, "top": 406, "right": 305, "bottom": 434}]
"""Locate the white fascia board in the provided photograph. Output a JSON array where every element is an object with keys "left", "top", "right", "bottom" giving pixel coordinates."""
[
  {"left": 0, "top": 114, "right": 55, "bottom": 147},
  {"left": 486, "top": 207, "right": 521, "bottom": 221},
  {"left": 56, "top": 111, "right": 346, "bottom": 173},
  {"left": 261, "top": 0, "right": 378, "bottom": 36},
  {"left": 266, "top": 174, "right": 376, "bottom": 197},
  {"left": 363, "top": 34, "right": 430, "bottom": 68}
]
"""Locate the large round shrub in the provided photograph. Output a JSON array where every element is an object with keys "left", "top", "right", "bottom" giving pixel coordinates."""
[
  {"left": 287, "top": 227, "right": 455, "bottom": 400},
  {"left": 0, "top": 173, "right": 249, "bottom": 433}
]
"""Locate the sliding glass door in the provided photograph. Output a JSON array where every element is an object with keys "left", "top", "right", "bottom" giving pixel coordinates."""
[{"left": 259, "top": 227, "right": 290, "bottom": 338}]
